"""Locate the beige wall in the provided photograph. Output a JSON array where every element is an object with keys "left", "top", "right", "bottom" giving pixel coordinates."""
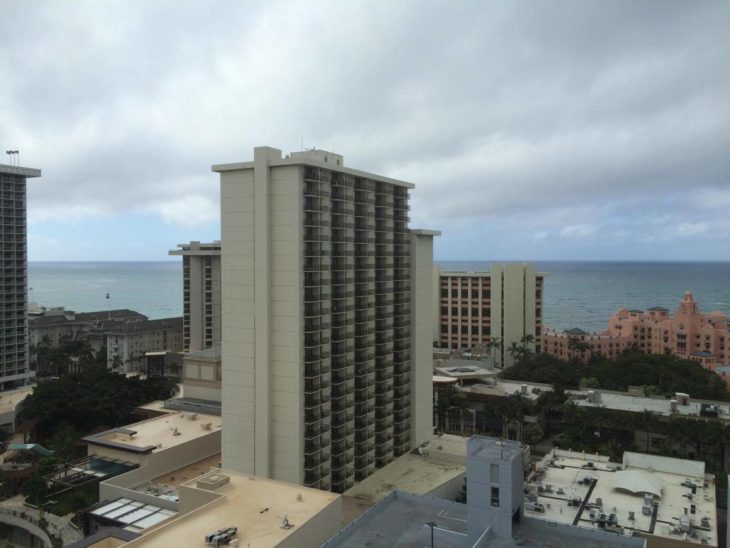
[
  {"left": 98, "top": 430, "right": 221, "bottom": 505},
  {"left": 268, "top": 164, "right": 304, "bottom": 485},
  {"left": 220, "top": 148, "right": 304, "bottom": 484},
  {"left": 490, "top": 264, "right": 538, "bottom": 368},
  {"left": 220, "top": 165, "right": 257, "bottom": 476},
  {"left": 411, "top": 232, "right": 438, "bottom": 448},
  {"left": 278, "top": 496, "right": 343, "bottom": 548}
]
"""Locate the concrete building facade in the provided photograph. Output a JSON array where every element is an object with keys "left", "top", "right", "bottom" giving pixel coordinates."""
[
  {"left": 544, "top": 292, "right": 730, "bottom": 373},
  {"left": 215, "top": 146, "right": 438, "bottom": 493},
  {"left": 0, "top": 164, "right": 39, "bottom": 391},
  {"left": 437, "top": 264, "right": 544, "bottom": 368},
  {"left": 107, "top": 317, "right": 183, "bottom": 373},
  {"left": 169, "top": 241, "right": 221, "bottom": 353}
]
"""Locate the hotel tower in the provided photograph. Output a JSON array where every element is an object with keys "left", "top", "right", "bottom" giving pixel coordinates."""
[
  {"left": 0, "top": 163, "right": 39, "bottom": 391},
  {"left": 214, "top": 147, "right": 438, "bottom": 492}
]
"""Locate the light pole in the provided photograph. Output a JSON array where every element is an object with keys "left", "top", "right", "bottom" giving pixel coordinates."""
[{"left": 426, "top": 521, "right": 437, "bottom": 548}]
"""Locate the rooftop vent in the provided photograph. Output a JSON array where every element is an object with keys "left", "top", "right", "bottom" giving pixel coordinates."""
[{"left": 197, "top": 472, "right": 231, "bottom": 491}]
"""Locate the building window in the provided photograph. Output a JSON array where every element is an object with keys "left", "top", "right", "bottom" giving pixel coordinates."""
[
  {"left": 491, "top": 486, "right": 500, "bottom": 507},
  {"left": 490, "top": 463, "right": 499, "bottom": 482}
]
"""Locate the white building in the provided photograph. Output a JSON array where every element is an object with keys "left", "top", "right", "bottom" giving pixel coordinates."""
[
  {"left": 215, "top": 146, "right": 439, "bottom": 493},
  {"left": 107, "top": 317, "right": 183, "bottom": 373}
]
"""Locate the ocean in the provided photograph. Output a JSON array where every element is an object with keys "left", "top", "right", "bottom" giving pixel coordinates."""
[{"left": 28, "top": 261, "right": 730, "bottom": 332}]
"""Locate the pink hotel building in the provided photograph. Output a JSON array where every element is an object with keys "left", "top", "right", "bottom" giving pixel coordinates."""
[{"left": 544, "top": 292, "right": 730, "bottom": 374}]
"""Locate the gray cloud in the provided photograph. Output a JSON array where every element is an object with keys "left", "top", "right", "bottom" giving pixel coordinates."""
[{"left": 1, "top": 0, "right": 729, "bottom": 258}]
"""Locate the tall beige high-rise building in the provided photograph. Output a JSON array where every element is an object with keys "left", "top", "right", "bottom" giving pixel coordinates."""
[
  {"left": 436, "top": 264, "right": 544, "bottom": 368},
  {"left": 214, "top": 146, "right": 438, "bottom": 492},
  {"left": 169, "top": 241, "right": 221, "bottom": 352},
  {"left": 0, "top": 163, "right": 39, "bottom": 391}
]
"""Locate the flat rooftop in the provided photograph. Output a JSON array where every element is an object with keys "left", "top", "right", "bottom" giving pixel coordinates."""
[
  {"left": 572, "top": 390, "right": 730, "bottom": 421},
  {"left": 344, "top": 452, "right": 465, "bottom": 505},
  {"left": 327, "top": 490, "right": 639, "bottom": 548},
  {"left": 435, "top": 361, "right": 498, "bottom": 380},
  {"left": 460, "top": 380, "right": 545, "bottom": 401},
  {"left": 212, "top": 147, "right": 415, "bottom": 189},
  {"left": 326, "top": 491, "right": 469, "bottom": 548},
  {"left": 125, "top": 469, "right": 340, "bottom": 547},
  {"left": 84, "top": 411, "right": 221, "bottom": 454},
  {"left": 526, "top": 449, "right": 717, "bottom": 546},
  {"left": 0, "top": 163, "right": 41, "bottom": 177}
]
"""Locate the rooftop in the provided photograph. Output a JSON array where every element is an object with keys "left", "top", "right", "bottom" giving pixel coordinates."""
[
  {"left": 0, "top": 163, "right": 41, "bottom": 177},
  {"left": 83, "top": 411, "right": 221, "bottom": 455},
  {"left": 460, "top": 380, "right": 545, "bottom": 401},
  {"left": 571, "top": 389, "right": 730, "bottom": 420},
  {"left": 107, "top": 316, "right": 182, "bottom": 334},
  {"left": 30, "top": 309, "right": 146, "bottom": 327},
  {"left": 435, "top": 362, "right": 498, "bottom": 380},
  {"left": 468, "top": 436, "right": 523, "bottom": 462},
  {"left": 169, "top": 241, "right": 221, "bottom": 256},
  {"left": 327, "top": 490, "right": 639, "bottom": 548},
  {"left": 212, "top": 147, "right": 415, "bottom": 189},
  {"left": 125, "top": 469, "right": 340, "bottom": 547},
  {"left": 527, "top": 448, "right": 717, "bottom": 546},
  {"left": 325, "top": 491, "right": 469, "bottom": 548},
  {"left": 344, "top": 452, "right": 465, "bottom": 505}
]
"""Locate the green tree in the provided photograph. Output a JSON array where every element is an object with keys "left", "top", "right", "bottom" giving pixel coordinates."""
[{"left": 21, "top": 474, "right": 49, "bottom": 506}]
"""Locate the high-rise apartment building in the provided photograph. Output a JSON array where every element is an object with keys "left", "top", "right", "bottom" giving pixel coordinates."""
[
  {"left": 169, "top": 241, "right": 221, "bottom": 352},
  {"left": 0, "top": 164, "right": 39, "bottom": 391},
  {"left": 214, "top": 146, "right": 438, "bottom": 492},
  {"left": 436, "top": 264, "right": 544, "bottom": 368}
]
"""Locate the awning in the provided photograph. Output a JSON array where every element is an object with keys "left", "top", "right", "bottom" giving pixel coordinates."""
[{"left": 612, "top": 469, "right": 665, "bottom": 498}]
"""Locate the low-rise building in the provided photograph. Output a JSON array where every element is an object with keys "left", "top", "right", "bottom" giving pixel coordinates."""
[
  {"left": 0, "top": 385, "right": 33, "bottom": 433},
  {"left": 325, "top": 437, "right": 648, "bottom": 548},
  {"left": 527, "top": 447, "right": 717, "bottom": 547},
  {"left": 544, "top": 292, "right": 730, "bottom": 375},
  {"left": 122, "top": 468, "right": 342, "bottom": 547},
  {"left": 30, "top": 308, "right": 146, "bottom": 355},
  {"left": 106, "top": 317, "right": 183, "bottom": 373}
]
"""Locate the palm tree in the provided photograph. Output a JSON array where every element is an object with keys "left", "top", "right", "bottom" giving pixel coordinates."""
[
  {"left": 487, "top": 337, "right": 503, "bottom": 368},
  {"left": 507, "top": 342, "right": 522, "bottom": 364},
  {"left": 568, "top": 337, "right": 591, "bottom": 362},
  {"left": 520, "top": 334, "right": 536, "bottom": 363}
]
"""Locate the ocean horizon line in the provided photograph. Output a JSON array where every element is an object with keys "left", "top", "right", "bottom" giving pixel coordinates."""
[{"left": 28, "top": 258, "right": 730, "bottom": 264}]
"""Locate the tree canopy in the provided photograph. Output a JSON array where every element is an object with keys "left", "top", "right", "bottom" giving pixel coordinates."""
[
  {"left": 21, "top": 366, "right": 176, "bottom": 440},
  {"left": 501, "top": 351, "right": 730, "bottom": 401}
]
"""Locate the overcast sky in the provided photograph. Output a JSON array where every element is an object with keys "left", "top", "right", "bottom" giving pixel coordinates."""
[{"left": 2, "top": 0, "right": 729, "bottom": 261}]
